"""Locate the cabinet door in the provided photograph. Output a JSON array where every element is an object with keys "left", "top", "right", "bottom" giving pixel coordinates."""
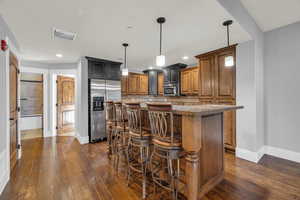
[
  {"left": 121, "top": 76, "right": 128, "bottom": 95},
  {"left": 158, "top": 73, "right": 164, "bottom": 95},
  {"left": 191, "top": 67, "right": 199, "bottom": 94},
  {"left": 215, "top": 50, "right": 236, "bottom": 100},
  {"left": 218, "top": 100, "right": 236, "bottom": 151},
  {"left": 181, "top": 70, "right": 191, "bottom": 95},
  {"left": 139, "top": 75, "right": 148, "bottom": 95},
  {"left": 199, "top": 56, "right": 214, "bottom": 99},
  {"left": 128, "top": 74, "right": 139, "bottom": 94}
]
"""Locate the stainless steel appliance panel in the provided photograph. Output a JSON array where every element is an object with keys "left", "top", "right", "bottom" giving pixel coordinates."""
[{"left": 90, "top": 79, "right": 106, "bottom": 142}]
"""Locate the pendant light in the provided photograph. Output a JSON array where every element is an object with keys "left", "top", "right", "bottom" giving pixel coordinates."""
[
  {"left": 156, "top": 17, "right": 166, "bottom": 67},
  {"left": 122, "top": 43, "right": 129, "bottom": 76},
  {"left": 223, "top": 20, "right": 234, "bottom": 67}
]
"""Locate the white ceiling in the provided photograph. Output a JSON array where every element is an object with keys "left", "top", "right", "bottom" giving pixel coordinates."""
[
  {"left": 0, "top": 0, "right": 251, "bottom": 70},
  {"left": 241, "top": 0, "right": 300, "bottom": 32}
]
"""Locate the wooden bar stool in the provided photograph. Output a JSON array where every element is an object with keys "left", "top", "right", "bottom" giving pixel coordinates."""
[
  {"left": 147, "top": 103, "right": 184, "bottom": 200},
  {"left": 106, "top": 101, "right": 116, "bottom": 156},
  {"left": 126, "top": 103, "right": 151, "bottom": 199},
  {"left": 113, "top": 101, "right": 129, "bottom": 172}
]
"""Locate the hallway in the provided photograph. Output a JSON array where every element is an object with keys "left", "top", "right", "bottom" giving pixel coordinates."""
[{"left": 1, "top": 137, "right": 300, "bottom": 200}]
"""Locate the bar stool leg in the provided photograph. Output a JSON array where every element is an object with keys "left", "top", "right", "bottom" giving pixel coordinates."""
[{"left": 141, "top": 146, "right": 146, "bottom": 199}]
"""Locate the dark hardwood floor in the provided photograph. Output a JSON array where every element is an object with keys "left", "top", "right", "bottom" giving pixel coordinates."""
[{"left": 1, "top": 136, "right": 300, "bottom": 200}]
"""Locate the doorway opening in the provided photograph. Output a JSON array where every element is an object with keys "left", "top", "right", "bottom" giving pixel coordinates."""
[
  {"left": 20, "top": 72, "right": 44, "bottom": 140},
  {"left": 53, "top": 74, "right": 76, "bottom": 137}
]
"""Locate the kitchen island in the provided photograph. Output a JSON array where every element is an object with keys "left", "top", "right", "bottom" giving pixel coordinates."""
[{"left": 136, "top": 103, "right": 243, "bottom": 200}]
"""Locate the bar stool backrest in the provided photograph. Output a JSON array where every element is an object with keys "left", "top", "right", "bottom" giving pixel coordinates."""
[
  {"left": 114, "top": 102, "right": 128, "bottom": 126},
  {"left": 126, "top": 103, "right": 143, "bottom": 136},
  {"left": 106, "top": 101, "right": 115, "bottom": 122},
  {"left": 147, "top": 104, "right": 178, "bottom": 145}
]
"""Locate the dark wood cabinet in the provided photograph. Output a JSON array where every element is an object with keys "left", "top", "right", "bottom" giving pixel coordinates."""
[{"left": 86, "top": 57, "right": 122, "bottom": 80}]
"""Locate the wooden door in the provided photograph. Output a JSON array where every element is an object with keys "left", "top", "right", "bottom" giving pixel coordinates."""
[
  {"left": 198, "top": 56, "right": 215, "bottom": 100},
  {"left": 181, "top": 70, "right": 191, "bottom": 95},
  {"left": 57, "top": 76, "right": 75, "bottom": 135},
  {"left": 121, "top": 76, "right": 128, "bottom": 95},
  {"left": 158, "top": 73, "right": 164, "bottom": 95},
  {"left": 139, "top": 75, "right": 148, "bottom": 95},
  {"left": 191, "top": 67, "right": 199, "bottom": 94},
  {"left": 9, "top": 52, "right": 19, "bottom": 171},
  {"left": 215, "top": 49, "right": 236, "bottom": 100}
]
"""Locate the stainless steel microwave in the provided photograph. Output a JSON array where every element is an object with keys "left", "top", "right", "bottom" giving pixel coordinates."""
[{"left": 163, "top": 84, "right": 178, "bottom": 96}]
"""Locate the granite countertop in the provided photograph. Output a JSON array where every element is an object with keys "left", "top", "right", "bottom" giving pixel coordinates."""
[{"left": 126, "top": 102, "right": 243, "bottom": 116}]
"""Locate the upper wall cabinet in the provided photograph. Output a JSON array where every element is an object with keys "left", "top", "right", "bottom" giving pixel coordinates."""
[
  {"left": 215, "top": 48, "right": 236, "bottom": 100},
  {"left": 181, "top": 66, "right": 199, "bottom": 95},
  {"left": 158, "top": 73, "right": 164, "bottom": 96},
  {"left": 86, "top": 57, "right": 122, "bottom": 80},
  {"left": 196, "top": 44, "right": 236, "bottom": 101},
  {"left": 198, "top": 56, "right": 215, "bottom": 99},
  {"left": 123, "top": 73, "right": 148, "bottom": 95}
]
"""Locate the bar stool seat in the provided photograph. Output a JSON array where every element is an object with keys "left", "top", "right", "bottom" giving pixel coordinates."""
[{"left": 152, "top": 138, "right": 181, "bottom": 149}]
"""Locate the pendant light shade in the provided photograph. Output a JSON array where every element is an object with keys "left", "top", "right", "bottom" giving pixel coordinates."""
[
  {"left": 122, "top": 43, "right": 129, "bottom": 76},
  {"left": 156, "top": 55, "right": 165, "bottom": 67},
  {"left": 156, "top": 17, "right": 166, "bottom": 67},
  {"left": 223, "top": 20, "right": 234, "bottom": 67}
]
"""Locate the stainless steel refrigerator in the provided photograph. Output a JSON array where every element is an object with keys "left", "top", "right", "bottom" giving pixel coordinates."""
[{"left": 89, "top": 79, "right": 121, "bottom": 143}]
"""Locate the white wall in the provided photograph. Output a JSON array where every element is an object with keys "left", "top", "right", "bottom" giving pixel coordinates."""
[
  {"left": 236, "top": 40, "right": 257, "bottom": 151},
  {"left": 264, "top": 21, "right": 300, "bottom": 153},
  {"left": 20, "top": 117, "right": 43, "bottom": 131},
  {"left": 76, "top": 57, "right": 89, "bottom": 144},
  {"left": 216, "top": 0, "right": 265, "bottom": 162},
  {"left": 0, "top": 14, "right": 20, "bottom": 195}
]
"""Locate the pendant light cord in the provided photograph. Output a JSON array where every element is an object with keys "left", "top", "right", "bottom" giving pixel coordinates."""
[
  {"left": 124, "top": 46, "right": 127, "bottom": 69},
  {"left": 227, "top": 25, "right": 230, "bottom": 47},
  {"left": 160, "top": 23, "right": 162, "bottom": 55}
]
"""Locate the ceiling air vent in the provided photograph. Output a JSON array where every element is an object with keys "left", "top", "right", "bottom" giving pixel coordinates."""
[{"left": 53, "top": 28, "right": 76, "bottom": 41}]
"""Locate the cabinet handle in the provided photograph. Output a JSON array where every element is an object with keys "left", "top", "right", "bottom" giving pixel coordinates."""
[{"left": 10, "top": 118, "right": 14, "bottom": 121}]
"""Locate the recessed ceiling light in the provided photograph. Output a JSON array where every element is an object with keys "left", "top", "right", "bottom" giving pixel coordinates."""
[
  {"left": 182, "top": 56, "right": 189, "bottom": 60},
  {"left": 56, "top": 54, "right": 63, "bottom": 58}
]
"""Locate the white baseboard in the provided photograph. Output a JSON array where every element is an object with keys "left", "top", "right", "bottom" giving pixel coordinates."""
[
  {"left": 236, "top": 147, "right": 264, "bottom": 163},
  {"left": 265, "top": 146, "right": 300, "bottom": 163},
  {"left": 76, "top": 135, "right": 89, "bottom": 144},
  {"left": 236, "top": 145, "right": 300, "bottom": 163},
  {"left": 44, "top": 131, "right": 55, "bottom": 138},
  {"left": 0, "top": 150, "right": 9, "bottom": 195}
]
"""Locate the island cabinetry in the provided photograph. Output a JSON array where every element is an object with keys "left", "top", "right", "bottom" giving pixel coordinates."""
[{"left": 181, "top": 66, "right": 199, "bottom": 95}]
